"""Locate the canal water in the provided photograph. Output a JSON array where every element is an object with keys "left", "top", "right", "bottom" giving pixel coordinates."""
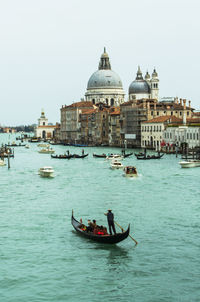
[{"left": 0, "top": 134, "right": 199, "bottom": 302}]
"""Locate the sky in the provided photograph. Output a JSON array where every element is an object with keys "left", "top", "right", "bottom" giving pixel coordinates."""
[{"left": 0, "top": 0, "right": 200, "bottom": 126}]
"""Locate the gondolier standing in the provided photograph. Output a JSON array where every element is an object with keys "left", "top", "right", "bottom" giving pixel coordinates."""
[{"left": 105, "top": 209, "right": 116, "bottom": 235}]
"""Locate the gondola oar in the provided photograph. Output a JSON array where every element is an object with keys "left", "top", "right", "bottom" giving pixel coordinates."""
[{"left": 114, "top": 220, "right": 138, "bottom": 245}]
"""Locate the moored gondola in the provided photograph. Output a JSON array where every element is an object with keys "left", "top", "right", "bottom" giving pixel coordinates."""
[
  {"left": 71, "top": 212, "right": 130, "bottom": 244},
  {"left": 123, "top": 152, "right": 133, "bottom": 158},
  {"left": 136, "top": 153, "right": 164, "bottom": 160},
  {"left": 93, "top": 153, "right": 107, "bottom": 158}
]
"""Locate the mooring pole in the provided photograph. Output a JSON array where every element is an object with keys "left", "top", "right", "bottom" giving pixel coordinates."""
[{"left": 8, "top": 154, "right": 10, "bottom": 169}]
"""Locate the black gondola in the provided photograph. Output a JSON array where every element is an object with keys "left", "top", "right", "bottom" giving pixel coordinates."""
[
  {"left": 93, "top": 153, "right": 107, "bottom": 158},
  {"left": 136, "top": 153, "right": 164, "bottom": 160},
  {"left": 73, "top": 154, "right": 88, "bottom": 158},
  {"left": 51, "top": 154, "right": 74, "bottom": 159},
  {"left": 71, "top": 212, "right": 130, "bottom": 244},
  {"left": 123, "top": 152, "right": 133, "bottom": 158}
]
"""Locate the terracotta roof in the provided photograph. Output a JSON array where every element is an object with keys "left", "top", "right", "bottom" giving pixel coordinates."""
[
  {"left": 62, "top": 101, "right": 93, "bottom": 109},
  {"left": 142, "top": 115, "right": 182, "bottom": 124},
  {"left": 110, "top": 109, "right": 120, "bottom": 115},
  {"left": 81, "top": 108, "right": 96, "bottom": 115},
  {"left": 38, "top": 125, "right": 57, "bottom": 128},
  {"left": 187, "top": 118, "right": 200, "bottom": 123}
]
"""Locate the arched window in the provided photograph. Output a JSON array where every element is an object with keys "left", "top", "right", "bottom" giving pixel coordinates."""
[
  {"left": 106, "top": 98, "right": 108, "bottom": 105},
  {"left": 111, "top": 98, "right": 114, "bottom": 106},
  {"left": 92, "top": 99, "right": 95, "bottom": 105}
]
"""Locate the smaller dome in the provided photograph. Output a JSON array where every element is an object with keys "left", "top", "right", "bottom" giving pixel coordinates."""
[
  {"left": 152, "top": 68, "right": 158, "bottom": 78},
  {"left": 145, "top": 71, "right": 150, "bottom": 80},
  {"left": 129, "top": 80, "right": 150, "bottom": 94}
]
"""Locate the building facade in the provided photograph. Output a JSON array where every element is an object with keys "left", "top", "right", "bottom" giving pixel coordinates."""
[
  {"left": 85, "top": 48, "right": 125, "bottom": 106},
  {"left": 35, "top": 110, "right": 57, "bottom": 139}
]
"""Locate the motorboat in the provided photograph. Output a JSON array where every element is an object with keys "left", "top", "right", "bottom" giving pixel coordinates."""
[
  {"left": 179, "top": 160, "right": 200, "bottom": 168},
  {"left": 123, "top": 166, "right": 138, "bottom": 177},
  {"left": 38, "top": 166, "right": 54, "bottom": 177},
  {"left": 38, "top": 147, "right": 55, "bottom": 154},
  {"left": 0, "top": 159, "right": 6, "bottom": 166},
  {"left": 25, "top": 144, "right": 30, "bottom": 149},
  {"left": 110, "top": 159, "right": 124, "bottom": 169},
  {"left": 106, "top": 154, "right": 123, "bottom": 160},
  {"left": 37, "top": 143, "right": 49, "bottom": 147}
]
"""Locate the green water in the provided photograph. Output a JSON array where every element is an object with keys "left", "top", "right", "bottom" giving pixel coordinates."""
[{"left": 0, "top": 134, "right": 199, "bottom": 302}]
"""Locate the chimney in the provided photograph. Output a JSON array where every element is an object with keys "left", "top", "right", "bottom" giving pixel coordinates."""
[
  {"left": 180, "top": 98, "right": 182, "bottom": 106},
  {"left": 176, "top": 97, "right": 179, "bottom": 104},
  {"left": 143, "top": 99, "right": 146, "bottom": 109},
  {"left": 183, "top": 99, "right": 186, "bottom": 110},
  {"left": 188, "top": 100, "right": 191, "bottom": 109}
]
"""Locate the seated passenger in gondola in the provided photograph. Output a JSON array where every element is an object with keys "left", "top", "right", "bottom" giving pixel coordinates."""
[{"left": 86, "top": 220, "right": 94, "bottom": 232}]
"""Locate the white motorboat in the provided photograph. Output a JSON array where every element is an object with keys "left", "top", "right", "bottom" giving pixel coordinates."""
[
  {"left": 0, "top": 159, "right": 6, "bottom": 166},
  {"left": 38, "top": 147, "right": 55, "bottom": 154},
  {"left": 110, "top": 160, "right": 124, "bottom": 169},
  {"left": 106, "top": 154, "right": 123, "bottom": 160},
  {"left": 25, "top": 144, "right": 30, "bottom": 149},
  {"left": 123, "top": 166, "right": 138, "bottom": 177},
  {"left": 37, "top": 143, "right": 49, "bottom": 147},
  {"left": 179, "top": 160, "right": 200, "bottom": 168},
  {"left": 38, "top": 166, "right": 54, "bottom": 177}
]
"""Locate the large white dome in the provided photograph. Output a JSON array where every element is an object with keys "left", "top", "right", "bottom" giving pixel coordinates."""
[{"left": 87, "top": 69, "right": 123, "bottom": 90}]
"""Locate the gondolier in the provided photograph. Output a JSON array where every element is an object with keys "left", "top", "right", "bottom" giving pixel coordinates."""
[{"left": 105, "top": 209, "right": 116, "bottom": 235}]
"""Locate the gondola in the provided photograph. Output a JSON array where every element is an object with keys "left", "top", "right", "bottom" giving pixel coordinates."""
[
  {"left": 71, "top": 212, "right": 130, "bottom": 244},
  {"left": 136, "top": 153, "right": 164, "bottom": 160},
  {"left": 93, "top": 153, "right": 107, "bottom": 158},
  {"left": 73, "top": 154, "right": 88, "bottom": 158},
  {"left": 51, "top": 154, "right": 74, "bottom": 159},
  {"left": 123, "top": 152, "right": 133, "bottom": 158}
]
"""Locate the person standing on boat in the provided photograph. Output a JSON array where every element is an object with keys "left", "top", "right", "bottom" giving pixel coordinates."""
[{"left": 104, "top": 210, "right": 116, "bottom": 235}]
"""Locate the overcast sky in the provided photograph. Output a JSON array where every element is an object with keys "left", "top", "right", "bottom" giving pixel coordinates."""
[{"left": 0, "top": 0, "right": 199, "bottom": 126}]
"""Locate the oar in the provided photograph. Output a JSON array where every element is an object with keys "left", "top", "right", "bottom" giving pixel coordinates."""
[{"left": 114, "top": 220, "right": 138, "bottom": 245}]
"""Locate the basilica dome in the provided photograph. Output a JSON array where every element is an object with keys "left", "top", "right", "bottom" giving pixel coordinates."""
[
  {"left": 87, "top": 69, "right": 123, "bottom": 90},
  {"left": 129, "top": 80, "right": 150, "bottom": 94},
  {"left": 129, "top": 66, "right": 150, "bottom": 95}
]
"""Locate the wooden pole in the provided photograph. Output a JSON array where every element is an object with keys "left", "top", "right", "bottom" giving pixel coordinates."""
[
  {"left": 8, "top": 154, "right": 10, "bottom": 169},
  {"left": 114, "top": 220, "right": 138, "bottom": 245}
]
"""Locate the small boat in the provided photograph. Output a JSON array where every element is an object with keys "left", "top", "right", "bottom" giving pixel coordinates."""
[
  {"left": 0, "top": 159, "right": 6, "bottom": 166},
  {"left": 25, "top": 144, "right": 30, "bottom": 149},
  {"left": 71, "top": 212, "right": 130, "bottom": 244},
  {"left": 135, "top": 153, "right": 164, "bottom": 160},
  {"left": 38, "top": 147, "right": 55, "bottom": 154},
  {"left": 37, "top": 143, "right": 49, "bottom": 147},
  {"left": 110, "top": 159, "right": 124, "bottom": 169},
  {"left": 93, "top": 153, "right": 107, "bottom": 158},
  {"left": 51, "top": 154, "right": 74, "bottom": 159},
  {"left": 124, "top": 166, "right": 138, "bottom": 177},
  {"left": 106, "top": 154, "right": 123, "bottom": 160},
  {"left": 73, "top": 154, "right": 88, "bottom": 158},
  {"left": 179, "top": 160, "right": 200, "bottom": 168},
  {"left": 38, "top": 166, "right": 54, "bottom": 177},
  {"left": 123, "top": 152, "right": 133, "bottom": 158}
]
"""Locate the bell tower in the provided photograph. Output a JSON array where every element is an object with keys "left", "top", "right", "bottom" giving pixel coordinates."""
[
  {"left": 150, "top": 68, "right": 159, "bottom": 100},
  {"left": 38, "top": 109, "right": 48, "bottom": 126}
]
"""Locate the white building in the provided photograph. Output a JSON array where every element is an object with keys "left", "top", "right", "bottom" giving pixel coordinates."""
[
  {"left": 164, "top": 119, "right": 200, "bottom": 148},
  {"left": 141, "top": 116, "right": 182, "bottom": 149},
  {"left": 129, "top": 66, "right": 159, "bottom": 101},
  {"left": 35, "top": 110, "right": 57, "bottom": 139},
  {"left": 85, "top": 48, "right": 125, "bottom": 106}
]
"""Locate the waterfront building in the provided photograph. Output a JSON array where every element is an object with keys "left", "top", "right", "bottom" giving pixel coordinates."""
[
  {"left": 35, "top": 110, "right": 57, "bottom": 139},
  {"left": 85, "top": 48, "right": 125, "bottom": 106},
  {"left": 129, "top": 66, "right": 159, "bottom": 101},
  {"left": 120, "top": 98, "right": 194, "bottom": 148},
  {"left": 163, "top": 118, "right": 200, "bottom": 149},
  {"left": 141, "top": 115, "right": 182, "bottom": 150},
  {"left": 60, "top": 101, "right": 94, "bottom": 144},
  {"left": 108, "top": 107, "right": 121, "bottom": 147}
]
